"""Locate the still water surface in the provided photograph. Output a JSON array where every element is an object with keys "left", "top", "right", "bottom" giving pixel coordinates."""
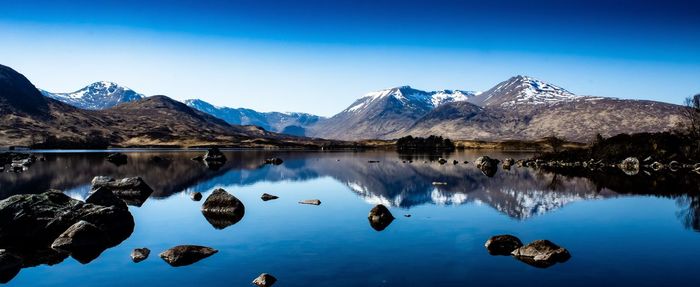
[{"left": 1, "top": 150, "right": 699, "bottom": 286}]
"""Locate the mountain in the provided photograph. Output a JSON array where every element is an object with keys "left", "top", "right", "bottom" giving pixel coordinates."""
[
  {"left": 184, "top": 99, "right": 323, "bottom": 136},
  {"left": 309, "top": 77, "right": 684, "bottom": 141},
  {"left": 0, "top": 64, "right": 340, "bottom": 148},
  {"left": 306, "top": 86, "right": 475, "bottom": 140},
  {"left": 41, "top": 81, "right": 144, "bottom": 110}
]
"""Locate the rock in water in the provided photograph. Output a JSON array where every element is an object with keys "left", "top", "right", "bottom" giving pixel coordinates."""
[
  {"left": 85, "top": 187, "right": 127, "bottom": 210},
  {"left": 261, "top": 193, "right": 279, "bottom": 201},
  {"left": 511, "top": 240, "right": 571, "bottom": 268},
  {"left": 131, "top": 248, "right": 150, "bottom": 263},
  {"left": 50, "top": 220, "right": 110, "bottom": 264},
  {"left": 91, "top": 176, "right": 154, "bottom": 207},
  {"left": 264, "top": 158, "right": 284, "bottom": 165},
  {"left": 368, "top": 204, "right": 394, "bottom": 231},
  {"left": 159, "top": 245, "right": 217, "bottom": 267},
  {"left": 475, "top": 156, "right": 499, "bottom": 177},
  {"left": 0, "top": 251, "right": 22, "bottom": 284},
  {"left": 437, "top": 158, "right": 447, "bottom": 165},
  {"left": 105, "top": 153, "right": 127, "bottom": 165},
  {"left": 298, "top": 199, "right": 321, "bottom": 205},
  {"left": 191, "top": 192, "right": 203, "bottom": 201},
  {"left": 203, "top": 147, "right": 226, "bottom": 163},
  {"left": 201, "top": 189, "right": 245, "bottom": 229},
  {"left": 484, "top": 235, "right": 523, "bottom": 255},
  {"left": 619, "top": 157, "right": 640, "bottom": 176},
  {"left": 502, "top": 158, "right": 515, "bottom": 170},
  {"left": 252, "top": 273, "right": 277, "bottom": 287}
]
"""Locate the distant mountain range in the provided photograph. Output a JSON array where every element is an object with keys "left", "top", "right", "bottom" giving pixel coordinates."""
[
  {"left": 0, "top": 64, "right": 341, "bottom": 148},
  {"left": 33, "top": 70, "right": 685, "bottom": 142}
]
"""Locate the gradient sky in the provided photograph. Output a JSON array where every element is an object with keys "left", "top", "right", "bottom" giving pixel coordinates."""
[{"left": 1, "top": 0, "right": 699, "bottom": 116}]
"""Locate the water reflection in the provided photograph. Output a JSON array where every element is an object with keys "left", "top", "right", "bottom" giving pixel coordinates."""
[{"left": 1, "top": 150, "right": 699, "bottom": 228}]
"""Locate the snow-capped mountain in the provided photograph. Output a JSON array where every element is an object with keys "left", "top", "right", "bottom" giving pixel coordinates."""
[
  {"left": 185, "top": 99, "right": 323, "bottom": 136},
  {"left": 41, "top": 81, "right": 144, "bottom": 110},
  {"left": 469, "top": 75, "right": 579, "bottom": 107},
  {"left": 344, "top": 86, "right": 476, "bottom": 114}
]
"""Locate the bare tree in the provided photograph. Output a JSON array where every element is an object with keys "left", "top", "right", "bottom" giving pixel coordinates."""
[{"left": 681, "top": 94, "right": 700, "bottom": 139}]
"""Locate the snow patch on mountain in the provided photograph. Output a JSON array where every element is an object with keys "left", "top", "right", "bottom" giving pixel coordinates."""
[
  {"left": 41, "top": 81, "right": 144, "bottom": 110},
  {"left": 345, "top": 86, "right": 476, "bottom": 113}
]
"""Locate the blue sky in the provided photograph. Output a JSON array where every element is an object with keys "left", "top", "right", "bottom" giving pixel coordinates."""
[{"left": 1, "top": 0, "right": 699, "bottom": 116}]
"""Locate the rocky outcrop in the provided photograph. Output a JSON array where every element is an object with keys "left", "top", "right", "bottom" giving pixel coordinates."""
[
  {"left": 91, "top": 176, "right": 154, "bottom": 207},
  {"left": 484, "top": 235, "right": 523, "bottom": 255},
  {"left": 367, "top": 204, "right": 395, "bottom": 231},
  {"left": 159, "top": 245, "right": 217, "bottom": 267},
  {"left": 252, "top": 273, "right": 278, "bottom": 287},
  {"left": 85, "top": 187, "right": 127, "bottom": 210},
  {"left": 201, "top": 189, "right": 245, "bottom": 229},
  {"left": 131, "top": 248, "right": 150, "bottom": 263},
  {"left": 511, "top": 240, "right": 571, "bottom": 268}
]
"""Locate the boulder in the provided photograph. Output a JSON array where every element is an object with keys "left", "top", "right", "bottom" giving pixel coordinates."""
[
  {"left": 484, "top": 235, "right": 523, "bottom": 255},
  {"left": 91, "top": 176, "right": 154, "bottom": 207},
  {"left": 201, "top": 189, "right": 245, "bottom": 229},
  {"left": 452, "top": 160, "right": 459, "bottom": 165},
  {"left": 131, "top": 248, "right": 150, "bottom": 263},
  {"left": 191, "top": 192, "right": 203, "bottom": 201},
  {"left": 264, "top": 158, "right": 284, "bottom": 165},
  {"left": 298, "top": 199, "right": 321, "bottom": 205},
  {"left": 50, "top": 220, "right": 110, "bottom": 264},
  {"left": 159, "top": 245, "right": 217, "bottom": 267},
  {"left": 252, "top": 273, "right": 277, "bottom": 287},
  {"left": 367, "top": 204, "right": 394, "bottom": 231},
  {"left": 105, "top": 153, "right": 127, "bottom": 165},
  {"left": 203, "top": 147, "right": 226, "bottom": 163},
  {"left": 502, "top": 158, "right": 515, "bottom": 170},
  {"left": 0, "top": 250, "right": 22, "bottom": 284},
  {"left": 619, "top": 157, "right": 640, "bottom": 175},
  {"left": 511, "top": 240, "right": 571, "bottom": 268},
  {"left": 437, "top": 158, "right": 447, "bottom": 165},
  {"left": 475, "top": 156, "right": 499, "bottom": 177},
  {"left": 261, "top": 193, "right": 279, "bottom": 201},
  {"left": 85, "top": 187, "right": 127, "bottom": 210}
]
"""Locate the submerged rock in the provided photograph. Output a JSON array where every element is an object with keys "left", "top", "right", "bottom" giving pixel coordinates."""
[
  {"left": 159, "top": 245, "right": 217, "bottom": 267},
  {"left": 91, "top": 176, "right": 154, "bottom": 207},
  {"left": 475, "top": 156, "right": 499, "bottom": 177},
  {"left": 484, "top": 235, "right": 523, "bottom": 255},
  {"left": 261, "top": 193, "right": 279, "bottom": 201},
  {"left": 264, "top": 158, "right": 284, "bottom": 165},
  {"left": 131, "top": 248, "right": 150, "bottom": 263},
  {"left": 252, "top": 273, "right": 277, "bottom": 287},
  {"left": 201, "top": 189, "right": 245, "bottom": 229},
  {"left": 298, "top": 199, "right": 321, "bottom": 205},
  {"left": 511, "top": 240, "right": 571, "bottom": 268},
  {"left": 368, "top": 204, "right": 394, "bottom": 231},
  {"left": 105, "top": 153, "right": 127, "bottom": 165},
  {"left": 619, "top": 157, "right": 640, "bottom": 176}
]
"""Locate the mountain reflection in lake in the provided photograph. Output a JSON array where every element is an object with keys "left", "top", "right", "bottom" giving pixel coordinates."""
[{"left": 1, "top": 150, "right": 699, "bottom": 286}]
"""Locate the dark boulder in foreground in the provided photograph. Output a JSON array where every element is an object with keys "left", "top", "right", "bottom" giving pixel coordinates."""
[
  {"left": 511, "top": 240, "right": 571, "bottom": 268},
  {"left": 201, "top": 189, "right": 245, "bottom": 229},
  {"left": 252, "top": 273, "right": 277, "bottom": 287},
  {"left": 131, "top": 248, "right": 150, "bottom": 263},
  {"left": 105, "top": 153, "right": 127, "bottom": 165},
  {"left": 0, "top": 251, "right": 22, "bottom": 284},
  {"left": 91, "top": 176, "right": 154, "bottom": 207},
  {"left": 484, "top": 234, "right": 523, "bottom": 255},
  {"left": 159, "top": 245, "right": 217, "bottom": 267},
  {"left": 368, "top": 204, "right": 395, "bottom": 231},
  {"left": 475, "top": 156, "right": 499, "bottom": 177},
  {"left": 264, "top": 158, "right": 284, "bottom": 165},
  {"left": 261, "top": 193, "right": 279, "bottom": 201},
  {"left": 50, "top": 220, "right": 110, "bottom": 264}
]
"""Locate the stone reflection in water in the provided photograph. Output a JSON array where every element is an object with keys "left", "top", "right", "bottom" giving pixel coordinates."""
[
  {"left": 677, "top": 196, "right": 700, "bottom": 232},
  {"left": 201, "top": 188, "right": 246, "bottom": 229}
]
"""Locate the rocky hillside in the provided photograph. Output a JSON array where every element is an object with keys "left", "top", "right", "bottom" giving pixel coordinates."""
[
  {"left": 308, "top": 76, "right": 685, "bottom": 142},
  {"left": 0, "top": 64, "right": 340, "bottom": 148}
]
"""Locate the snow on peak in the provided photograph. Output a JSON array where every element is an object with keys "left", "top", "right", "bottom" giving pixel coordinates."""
[
  {"left": 497, "top": 75, "right": 578, "bottom": 107},
  {"left": 345, "top": 86, "right": 475, "bottom": 113}
]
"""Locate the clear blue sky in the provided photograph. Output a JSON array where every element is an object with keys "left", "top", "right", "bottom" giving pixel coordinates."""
[{"left": 1, "top": 0, "right": 698, "bottom": 116}]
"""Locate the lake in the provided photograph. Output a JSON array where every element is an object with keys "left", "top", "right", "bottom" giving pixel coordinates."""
[{"left": 1, "top": 150, "right": 699, "bottom": 286}]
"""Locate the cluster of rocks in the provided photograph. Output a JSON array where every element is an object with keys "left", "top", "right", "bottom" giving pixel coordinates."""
[
  {"left": 0, "top": 152, "right": 42, "bottom": 173},
  {"left": 264, "top": 158, "right": 284, "bottom": 165},
  {"left": 484, "top": 234, "right": 570, "bottom": 268},
  {"left": 0, "top": 190, "right": 135, "bottom": 282},
  {"left": 521, "top": 155, "right": 700, "bottom": 176}
]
